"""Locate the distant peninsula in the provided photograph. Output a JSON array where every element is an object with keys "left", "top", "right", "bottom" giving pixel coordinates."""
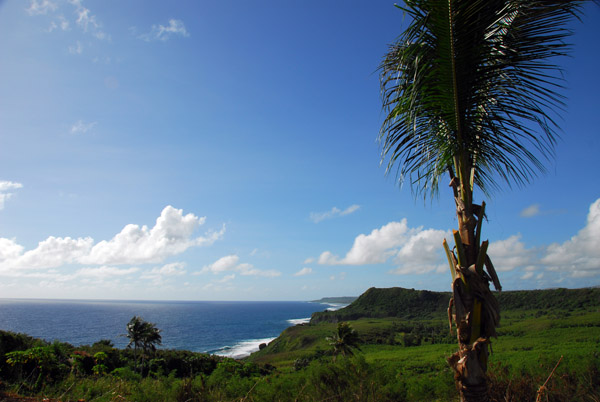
[{"left": 310, "top": 296, "right": 357, "bottom": 304}]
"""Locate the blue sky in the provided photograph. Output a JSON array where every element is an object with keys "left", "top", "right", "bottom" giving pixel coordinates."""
[{"left": 0, "top": 0, "right": 598, "bottom": 301}]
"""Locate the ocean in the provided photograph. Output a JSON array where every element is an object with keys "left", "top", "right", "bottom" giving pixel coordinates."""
[{"left": 0, "top": 299, "right": 341, "bottom": 358}]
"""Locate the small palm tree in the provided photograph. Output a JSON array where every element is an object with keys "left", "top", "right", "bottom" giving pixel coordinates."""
[
  {"left": 379, "top": 1, "right": 590, "bottom": 401},
  {"left": 126, "top": 316, "right": 162, "bottom": 373},
  {"left": 327, "top": 322, "right": 361, "bottom": 361}
]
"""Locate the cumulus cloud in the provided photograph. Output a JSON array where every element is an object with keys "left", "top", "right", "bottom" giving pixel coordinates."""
[
  {"left": 293, "top": 267, "right": 312, "bottom": 276},
  {"left": 0, "top": 181, "right": 23, "bottom": 210},
  {"left": 319, "top": 220, "right": 411, "bottom": 265},
  {"left": 140, "top": 19, "right": 189, "bottom": 42},
  {"left": 310, "top": 204, "right": 360, "bottom": 223},
  {"left": 520, "top": 204, "right": 541, "bottom": 218},
  {"left": 0, "top": 236, "right": 94, "bottom": 273},
  {"left": 390, "top": 228, "right": 448, "bottom": 274},
  {"left": 81, "top": 206, "right": 221, "bottom": 265},
  {"left": 70, "top": 120, "right": 97, "bottom": 134},
  {"left": 542, "top": 198, "right": 600, "bottom": 278},
  {"left": 0, "top": 206, "right": 223, "bottom": 273},
  {"left": 488, "top": 234, "right": 537, "bottom": 272},
  {"left": 318, "top": 219, "right": 450, "bottom": 275},
  {"left": 200, "top": 255, "right": 281, "bottom": 277}
]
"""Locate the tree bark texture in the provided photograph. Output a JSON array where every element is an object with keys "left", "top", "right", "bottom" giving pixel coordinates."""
[{"left": 446, "top": 193, "right": 500, "bottom": 402}]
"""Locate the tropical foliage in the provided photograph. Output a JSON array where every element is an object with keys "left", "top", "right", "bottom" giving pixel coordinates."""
[
  {"left": 126, "top": 316, "right": 162, "bottom": 373},
  {"left": 379, "top": 1, "right": 589, "bottom": 400},
  {"left": 326, "top": 322, "right": 361, "bottom": 359}
]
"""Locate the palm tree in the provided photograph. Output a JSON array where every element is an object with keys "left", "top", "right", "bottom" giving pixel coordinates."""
[
  {"left": 126, "top": 316, "right": 162, "bottom": 373},
  {"left": 379, "top": 1, "right": 589, "bottom": 401},
  {"left": 327, "top": 322, "right": 361, "bottom": 361}
]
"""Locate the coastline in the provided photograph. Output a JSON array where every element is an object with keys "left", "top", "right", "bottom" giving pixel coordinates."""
[{"left": 0, "top": 299, "right": 331, "bottom": 359}]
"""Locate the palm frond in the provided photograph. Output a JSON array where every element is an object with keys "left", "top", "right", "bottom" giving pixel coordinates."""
[{"left": 379, "top": 0, "right": 586, "bottom": 198}]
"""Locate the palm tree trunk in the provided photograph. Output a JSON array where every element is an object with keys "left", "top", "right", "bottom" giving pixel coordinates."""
[{"left": 446, "top": 182, "right": 499, "bottom": 402}]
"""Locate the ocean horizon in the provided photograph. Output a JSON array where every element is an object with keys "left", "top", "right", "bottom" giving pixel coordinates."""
[{"left": 0, "top": 298, "right": 345, "bottom": 359}]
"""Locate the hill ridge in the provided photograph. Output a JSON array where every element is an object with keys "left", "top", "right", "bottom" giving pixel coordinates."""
[{"left": 310, "top": 286, "right": 600, "bottom": 323}]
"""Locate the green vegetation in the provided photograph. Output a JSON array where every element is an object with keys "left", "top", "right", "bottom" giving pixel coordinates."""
[
  {"left": 1, "top": 288, "right": 598, "bottom": 401},
  {"left": 378, "top": 1, "right": 591, "bottom": 400},
  {"left": 326, "top": 322, "right": 361, "bottom": 360},
  {"left": 312, "top": 287, "right": 600, "bottom": 323},
  {"left": 126, "top": 316, "right": 162, "bottom": 373}
]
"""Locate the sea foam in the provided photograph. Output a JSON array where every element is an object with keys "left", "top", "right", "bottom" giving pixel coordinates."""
[
  {"left": 287, "top": 317, "right": 310, "bottom": 325},
  {"left": 213, "top": 337, "right": 276, "bottom": 359}
]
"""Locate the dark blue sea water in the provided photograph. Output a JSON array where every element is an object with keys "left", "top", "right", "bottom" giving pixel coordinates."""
[{"left": 0, "top": 299, "right": 338, "bottom": 358}]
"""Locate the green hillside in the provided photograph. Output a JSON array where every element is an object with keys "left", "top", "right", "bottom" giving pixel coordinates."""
[{"left": 310, "top": 286, "right": 600, "bottom": 323}]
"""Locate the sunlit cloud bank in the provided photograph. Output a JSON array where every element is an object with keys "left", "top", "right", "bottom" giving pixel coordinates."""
[
  {"left": 542, "top": 198, "right": 600, "bottom": 278},
  {"left": 316, "top": 198, "right": 600, "bottom": 286},
  {"left": 0, "top": 206, "right": 224, "bottom": 274},
  {"left": 318, "top": 219, "right": 449, "bottom": 274}
]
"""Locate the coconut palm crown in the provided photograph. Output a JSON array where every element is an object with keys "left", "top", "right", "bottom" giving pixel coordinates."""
[
  {"left": 126, "top": 316, "right": 162, "bottom": 372},
  {"left": 379, "top": 1, "right": 588, "bottom": 401}
]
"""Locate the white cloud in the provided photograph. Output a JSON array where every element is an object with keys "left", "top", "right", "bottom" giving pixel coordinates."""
[
  {"left": 0, "top": 206, "right": 223, "bottom": 273},
  {"left": 293, "top": 267, "right": 312, "bottom": 276},
  {"left": 0, "top": 238, "right": 25, "bottom": 261},
  {"left": 0, "top": 236, "right": 94, "bottom": 273},
  {"left": 521, "top": 271, "right": 534, "bottom": 280},
  {"left": 200, "top": 254, "right": 281, "bottom": 277},
  {"left": 140, "top": 19, "right": 189, "bottom": 42},
  {"left": 70, "top": 0, "right": 106, "bottom": 39},
  {"left": 28, "top": 0, "right": 106, "bottom": 41},
  {"left": 202, "top": 255, "right": 239, "bottom": 274},
  {"left": 520, "top": 204, "right": 541, "bottom": 218},
  {"left": 318, "top": 219, "right": 450, "bottom": 275},
  {"left": 390, "top": 228, "right": 448, "bottom": 274},
  {"left": 26, "top": 0, "right": 57, "bottom": 15},
  {"left": 488, "top": 234, "right": 537, "bottom": 272},
  {"left": 0, "top": 181, "right": 23, "bottom": 210},
  {"left": 319, "top": 220, "right": 410, "bottom": 265},
  {"left": 304, "top": 257, "right": 315, "bottom": 264},
  {"left": 0, "top": 181, "right": 24, "bottom": 192},
  {"left": 70, "top": 120, "right": 97, "bottom": 134},
  {"left": 542, "top": 198, "right": 600, "bottom": 278},
  {"left": 82, "top": 206, "right": 219, "bottom": 265},
  {"left": 310, "top": 204, "right": 360, "bottom": 223}
]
